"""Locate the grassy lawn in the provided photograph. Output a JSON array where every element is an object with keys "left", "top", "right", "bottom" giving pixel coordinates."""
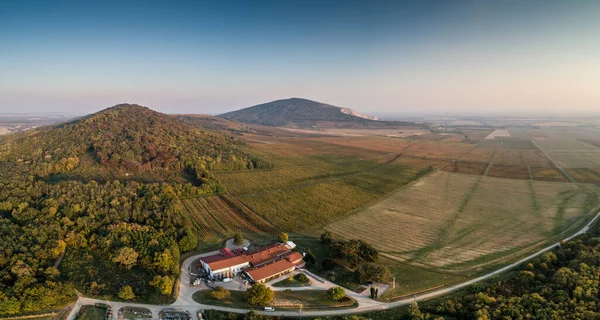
[
  {"left": 272, "top": 290, "right": 357, "bottom": 309},
  {"left": 75, "top": 305, "right": 107, "bottom": 320},
  {"left": 192, "top": 290, "right": 250, "bottom": 309},
  {"left": 271, "top": 277, "right": 310, "bottom": 288}
]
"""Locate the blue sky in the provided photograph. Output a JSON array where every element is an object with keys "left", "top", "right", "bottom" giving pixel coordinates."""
[{"left": 1, "top": 0, "right": 599, "bottom": 115}]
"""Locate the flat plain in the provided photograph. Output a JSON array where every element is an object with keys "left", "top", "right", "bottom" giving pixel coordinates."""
[
  {"left": 207, "top": 123, "right": 600, "bottom": 294},
  {"left": 326, "top": 171, "right": 597, "bottom": 274}
]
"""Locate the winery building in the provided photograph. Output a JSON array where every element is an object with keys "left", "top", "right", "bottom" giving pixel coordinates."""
[{"left": 198, "top": 241, "right": 304, "bottom": 282}]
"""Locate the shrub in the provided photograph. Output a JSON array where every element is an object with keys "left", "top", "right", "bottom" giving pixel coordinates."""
[
  {"left": 294, "top": 273, "right": 311, "bottom": 284},
  {"left": 234, "top": 233, "right": 244, "bottom": 245},
  {"left": 327, "top": 286, "right": 346, "bottom": 301},
  {"left": 211, "top": 286, "right": 231, "bottom": 300},
  {"left": 278, "top": 232, "right": 289, "bottom": 243}
]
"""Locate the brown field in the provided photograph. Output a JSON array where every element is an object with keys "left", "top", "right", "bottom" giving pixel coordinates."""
[
  {"left": 487, "top": 164, "right": 530, "bottom": 180},
  {"left": 415, "top": 133, "right": 452, "bottom": 141},
  {"left": 461, "top": 130, "right": 494, "bottom": 143},
  {"left": 442, "top": 161, "right": 488, "bottom": 175},
  {"left": 459, "top": 148, "right": 553, "bottom": 167},
  {"left": 326, "top": 171, "right": 597, "bottom": 273},
  {"left": 531, "top": 167, "right": 569, "bottom": 182},
  {"left": 401, "top": 141, "right": 475, "bottom": 160},
  {"left": 477, "top": 138, "right": 535, "bottom": 149},
  {"left": 181, "top": 196, "right": 276, "bottom": 239},
  {"left": 307, "top": 136, "right": 411, "bottom": 154},
  {"left": 566, "top": 168, "right": 600, "bottom": 184},
  {"left": 392, "top": 156, "right": 449, "bottom": 169},
  {"left": 531, "top": 128, "right": 600, "bottom": 168}
]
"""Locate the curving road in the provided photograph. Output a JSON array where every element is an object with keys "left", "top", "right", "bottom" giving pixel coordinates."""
[{"left": 67, "top": 210, "right": 600, "bottom": 319}]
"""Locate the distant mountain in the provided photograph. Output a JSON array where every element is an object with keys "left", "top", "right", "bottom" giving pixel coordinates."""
[
  {"left": 2, "top": 104, "right": 268, "bottom": 184},
  {"left": 219, "top": 98, "right": 381, "bottom": 127}
]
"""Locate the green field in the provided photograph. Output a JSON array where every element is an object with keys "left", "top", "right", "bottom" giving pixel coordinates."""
[
  {"left": 213, "top": 128, "right": 600, "bottom": 297},
  {"left": 326, "top": 171, "right": 598, "bottom": 273},
  {"left": 216, "top": 140, "right": 430, "bottom": 231},
  {"left": 272, "top": 290, "right": 357, "bottom": 309},
  {"left": 75, "top": 305, "right": 107, "bottom": 320}
]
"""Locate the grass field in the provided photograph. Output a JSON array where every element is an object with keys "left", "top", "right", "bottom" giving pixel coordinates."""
[
  {"left": 326, "top": 171, "right": 598, "bottom": 274},
  {"left": 459, "top": 147, "right": 554, "bottom": 167},
  {"left": 192, "top": 289, "right": 356, "bottom": 310},
  {"left": 271, "top": 277, "right": 310, "bottom": 288},
  {"left": 531, "top": 128, "right": 600, "bottom": 168},
  {"left": 75, "top": 305, "right": 107, "bottom": 320},
  {"left": 566, "top": 168, "right": 600, "bottom": 184},
  {"left": 272, "top": 290, "right": 357, "bottom": 309},
  {"left": 215, "top": 139, "right": 431, "bottom": 231},
  {"left": 181, "top": 196, "right": 277, "bottom": 239},
  {"left": 193, "top": 290, "right": 249, "bottom": 309}
]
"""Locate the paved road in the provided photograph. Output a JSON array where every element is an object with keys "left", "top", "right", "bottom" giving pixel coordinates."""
[{"left": 67, "top": 210, "right": 600, "bottom": 319}]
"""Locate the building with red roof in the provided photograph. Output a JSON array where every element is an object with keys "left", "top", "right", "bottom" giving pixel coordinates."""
[{"left": 198, "top": 241, "right": 302, "bottom": 280}]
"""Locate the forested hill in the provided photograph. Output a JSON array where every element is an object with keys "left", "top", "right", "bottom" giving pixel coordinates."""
[
  {"left": 0, "top": 104, "right": 272, "bottom": 315},
  {"left": 1, "top": 104, "right": 269, "bottom": 185},
  {"left": 219, "top": 98, "right": 381, "bottom": 127}
]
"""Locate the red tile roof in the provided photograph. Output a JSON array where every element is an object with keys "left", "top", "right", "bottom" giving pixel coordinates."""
[
  {"left": 200, "top": 242, "right": 297, "bottom": 274},
  {"left": 244, "top": 252, "right": 305, "bottom": 282},
  {"left": 206, "top": 255, "right": 249, "bottom": 272}
]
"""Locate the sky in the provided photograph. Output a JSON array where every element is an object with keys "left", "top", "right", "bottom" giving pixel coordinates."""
[{"left": 1, "top": 0, "right": 599, "bottom": 116}]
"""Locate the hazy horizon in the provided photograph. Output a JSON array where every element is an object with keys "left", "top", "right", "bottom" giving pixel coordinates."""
[{"left": 1, "top": 0, "right": 599, "bottom": 115}]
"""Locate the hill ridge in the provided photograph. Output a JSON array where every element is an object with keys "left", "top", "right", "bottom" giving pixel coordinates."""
[{"left": 220, "top": 97, "right": 380, "bottom": 127}]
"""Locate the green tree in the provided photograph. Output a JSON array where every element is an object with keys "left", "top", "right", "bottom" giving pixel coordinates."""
[
  {"left": 327, "top": 286, "right": 346, "bottom": 301},
  {"left": 150, "top": 275, "right": 174, "bottom": 295},
  {"left": 112, "top": 247, "right": 139, "bottom": 269},
  {"left": 118, "top": 286, "right": 135, "bottom": 300},
  {"left": 408, "top": 301, "right": 427, "bottom": 320},
  {"left": 294, "top": 273, "right": 311, "bottom": 284},
  {"left": 244, "top": 310, "right": 269, "bottom": 320},
  {"left": 245, "top": 284, "right": 274, "bottom": 307},
  {"left": 211, "top": 286, "right": 231, "bottom": 300},
  {"left": 179, "top": 232, "right": 197, "bottom": 252},
  {"left": 355, "top": 263, "right": 391, "bottom": 283},
  {"left": 278, "top": 232, "right": 289, "bottom": 243},
  {"left": 234, "top": 232, "right": 244, "bottom": 245},
  {"left": 320, "top": 231, "right": 333, "bottom": 243}
]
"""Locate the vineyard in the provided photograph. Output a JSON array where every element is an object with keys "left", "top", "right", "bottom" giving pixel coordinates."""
[
  {"left": 487, "top": 164, "right": 530, "bottom": 180},
  {"left": 326, "top": 171, "right": 597, "bottom": 273},
  {"left": 442, "top": 161, "right": 488, "bottom": 175},
  {"left": 531, "top": 167, "right": 569, "bottom": 182},
  {"left": 215, "top": 144, "right": 427, "bottom": 231},
  {"left": 181, "top": 196, "right": 277, "bottom": 239},
  {"left": 566, "top": 168, "right": 600, "bottom": 184}
]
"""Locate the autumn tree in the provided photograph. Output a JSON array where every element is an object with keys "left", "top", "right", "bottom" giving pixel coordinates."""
[
  {"left": 245, "top": 284, "right": 274, "bottom": 307},
  {"left": 234, "top": 232, "right": 244, "bottom": 245},
  {"left": 118, "top": 286, "right": 135, "bottom": 300},
  {"left": 327, "top": 286, "right": 346, "bottom": 301},
  {"left": 150, "top": 275, "right": 174, "bottom": 295},
  {"left": 112, "top": 247, "right": 139, "bottom": 269},
  {"left": 278, "top": 232, "right": 288, "bottom": 243},
  {"left": 211, "top": 286, "right": 231, "bottom": 300}
]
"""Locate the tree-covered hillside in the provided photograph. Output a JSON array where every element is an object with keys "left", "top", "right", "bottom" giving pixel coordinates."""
[
  {"left": 0, "top": 104, "right": 271, "bottom": 315},
  {"left": 1, "top": 104, "right": 269, "bottom": 187}
]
